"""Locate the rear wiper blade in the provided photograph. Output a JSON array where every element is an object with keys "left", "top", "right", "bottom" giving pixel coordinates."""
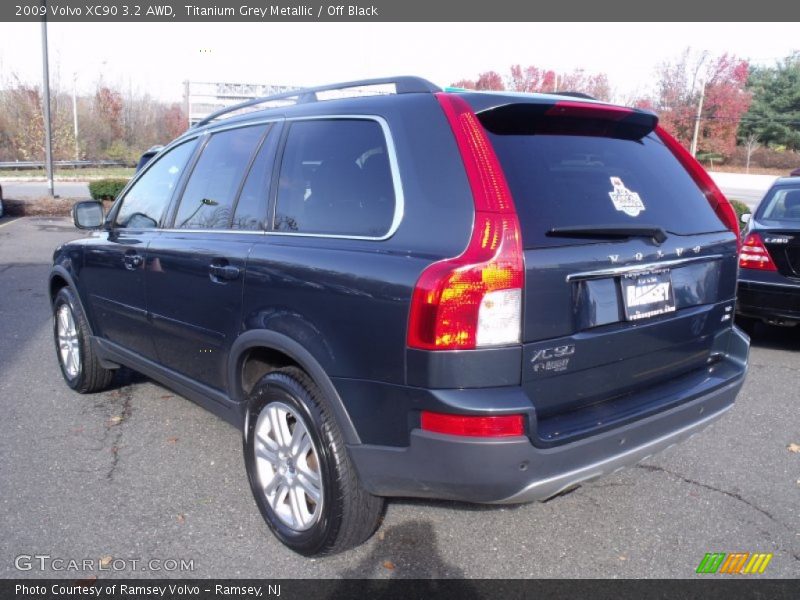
[{"left": 547, "top": 224, "right": 668, "bottom": 244}]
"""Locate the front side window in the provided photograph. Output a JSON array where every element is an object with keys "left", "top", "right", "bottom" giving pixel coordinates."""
[
  {"left": 174, "top": 125, "right": 267, "bottom": 229},
  {"left": 274, "top": 119, "right": 396, "bottom": 237},
  {"left": 115, "top": 140, "right": 196, "bottom": 229}
]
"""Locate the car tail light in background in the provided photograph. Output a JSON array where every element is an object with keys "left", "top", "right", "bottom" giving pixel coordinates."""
[
  {"left": 407, "top": 93, "right": 524, "bottom": 351},
  {"left": 739, "top": 233, "right": 777, "bottom": 271},
  {"left": 656, "top": 126, "right": 741, "bottom": 246},
  {"left": 421, "top": 411, "right": 525, "bottom": 438}
]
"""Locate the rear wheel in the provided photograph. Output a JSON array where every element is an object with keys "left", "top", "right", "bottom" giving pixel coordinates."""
[
  {"left": 53, "top": 287, "right": 114, "bottom": 393},
  {"left": 243, "top": 366, "right": 383, "bottom": 555}
]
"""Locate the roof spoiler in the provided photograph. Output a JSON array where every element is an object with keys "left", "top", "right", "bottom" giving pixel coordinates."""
[{"left": 476, "top": 100, "right": 659, "bottom": 141}]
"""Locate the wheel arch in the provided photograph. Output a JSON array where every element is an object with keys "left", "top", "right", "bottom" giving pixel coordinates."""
[
  {"left": 230, "top": 330, "right": 360, "bottom": 445},
  {"left": 49, "top": 267, "right": 95, "bottom": 337},
  {"left": 48, "top": 268, "right": 71, "bottom": 304}
]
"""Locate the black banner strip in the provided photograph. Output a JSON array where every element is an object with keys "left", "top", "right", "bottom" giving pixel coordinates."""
[
  {"left": 2, "top": 579, "right": 799, "bottom": 600},
  {"left": 3, "top": 0, "right": 800, "bottom": 22}
]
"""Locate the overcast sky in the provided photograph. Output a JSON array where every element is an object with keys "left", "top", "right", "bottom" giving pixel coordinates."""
[{"left": 0, "top": 22, "right": 797, "bottom": 102}]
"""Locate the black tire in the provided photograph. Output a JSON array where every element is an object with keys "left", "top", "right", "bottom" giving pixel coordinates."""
[
  {"left": 53, "top": 286, "right": 114, "bottom": 393},
  {"left": 243, "top": 366, "right": 384, "bottom": 555}
]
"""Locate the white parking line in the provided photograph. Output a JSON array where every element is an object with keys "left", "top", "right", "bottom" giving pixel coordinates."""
[{"left": 0, "top": 217, "right": 22, "bottom": 229}]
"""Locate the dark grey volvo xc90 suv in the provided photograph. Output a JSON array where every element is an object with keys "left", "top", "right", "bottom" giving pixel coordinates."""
[{"left": 50, "top": 76, "right": 749, "bottom": 554}]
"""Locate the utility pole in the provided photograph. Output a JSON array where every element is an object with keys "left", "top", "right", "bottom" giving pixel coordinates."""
[
  {"left": 41, "top": 16, "right": 55, "bottom": 197},
  {"left": 184, "top": 80, "right": 192, "bottom": 128},
  {"left": 72, "top": 72, "right": 79, "bottom": 161},
  {"left": 690, "top": 80, "right": 706, "bottom": 158}
]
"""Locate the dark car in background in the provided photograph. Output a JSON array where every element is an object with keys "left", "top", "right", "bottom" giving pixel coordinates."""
[
  {"left": 50, "top": 76, "right": 749, "bottom": 555},
  {"left": 135, "top": 145, "right": 164, "bottom": 172},
  {"left": 737, "top": 177, "right": 800, "bottom": 326}
]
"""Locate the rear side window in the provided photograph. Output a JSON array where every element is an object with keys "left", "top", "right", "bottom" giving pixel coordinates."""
[
  {"left": 174, "top": 125, "right": 267, "bottom": 230},
  {"left": 758, "top": 187, "right": 800, "bottom": 221},
  {"left": 274, "top": 119, "right": 396, "bottom": 237},
  {"left": 485, "top": 128, "right": 726, "bottom": 248},
  {"left": 115, "top": 140, "right": 196, "bottom": 229}
]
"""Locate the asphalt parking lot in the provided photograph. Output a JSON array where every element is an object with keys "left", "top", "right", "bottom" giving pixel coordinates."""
[{"left": 0, "top": 216, "right": 797, "bottom": 579}]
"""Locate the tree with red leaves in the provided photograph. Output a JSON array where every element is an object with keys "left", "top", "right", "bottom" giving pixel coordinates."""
[
  {"left": 95, "top": 86, "right": 124, "bottom": 139},
  {"left": 475, "top": 71, "right": 505, "bottom": 91},
  {"left": 509, "top": 65, "right": 557, "bottom": 93},
  {"left": 453, "top": 65, "right": 611, "bottom": 100},
  {"left": 654, "top": 49, "right": 751, "bottom": 158},
  {"left": 557, "top": 70, "right": 611, "bottom": 101},
  {"left": 162, "top": 104, "right": 188, "bottom": 140},
  {"left": 450, "top": 79, "right": 477, "bottom": 90}
]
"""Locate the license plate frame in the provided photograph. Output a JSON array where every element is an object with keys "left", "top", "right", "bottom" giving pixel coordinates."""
[{"left": 621, "top": 269, "right": 676, "bottom": 321}]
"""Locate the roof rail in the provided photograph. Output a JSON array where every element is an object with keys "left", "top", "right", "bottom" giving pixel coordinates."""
[{"left": 193, "top": 76, "right": 441, "bottom": 128}]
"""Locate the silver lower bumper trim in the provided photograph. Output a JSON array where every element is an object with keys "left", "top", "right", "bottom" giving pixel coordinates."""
[{"left": 496, "top": 403, "right": 734, "bottom": 504}]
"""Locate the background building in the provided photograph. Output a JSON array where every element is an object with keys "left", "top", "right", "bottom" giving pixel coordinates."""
[{"left": 183, "top": 80, "right": 297, "bottom": 125}]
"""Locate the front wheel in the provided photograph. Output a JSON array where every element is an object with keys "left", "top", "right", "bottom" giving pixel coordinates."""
[
  {"left": 243, "top": 367, "right": 384, "bottom": 555},
  {"left": 53, "top": 286, "right": 114, "bottom": 393}
]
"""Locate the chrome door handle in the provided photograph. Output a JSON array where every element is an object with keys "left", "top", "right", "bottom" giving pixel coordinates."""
[
  {"left": 209, "top": 263, "right": 240, "bottom": 281},
  {"left": 123, "top": 253, "right": 143, "bottom": 270}
]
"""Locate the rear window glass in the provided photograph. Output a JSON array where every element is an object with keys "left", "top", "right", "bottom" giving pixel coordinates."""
[
  {"left": 486, "top": 130, "right": 727, "bottom": 248},
  {"left": 758, "top": 186, "right": 800, "bottom": 221}
]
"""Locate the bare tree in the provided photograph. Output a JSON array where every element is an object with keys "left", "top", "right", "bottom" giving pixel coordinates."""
[{"left": 744, "top": 133, "right": 760, "bottom": 173}]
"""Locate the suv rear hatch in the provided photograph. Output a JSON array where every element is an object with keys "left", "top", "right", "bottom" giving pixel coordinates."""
[{"left": 471, "top": 95, "right": 740, "bottom": 445}]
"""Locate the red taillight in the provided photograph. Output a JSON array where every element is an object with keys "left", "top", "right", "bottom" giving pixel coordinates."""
[
  {"left": 656, "top": 126, "right": 740, "bottom": 245},
  {"left": 739, "top": 233, "right": 777, "bottom": 271},
  {"left": 421, "top": 411, "right": 524, "bottom": 438},
  {"left": 407, "top": 94, "right": 524, "bottom": 351}
]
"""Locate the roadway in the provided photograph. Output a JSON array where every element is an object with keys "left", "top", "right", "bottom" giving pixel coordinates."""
[{"left": 1, "top": 216, "right": 797, "bottom": 578}]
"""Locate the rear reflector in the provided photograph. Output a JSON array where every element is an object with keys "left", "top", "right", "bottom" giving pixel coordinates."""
[
  {"left": 656, "top": 127, "right": 740, "bottom": 246},
  {"left": 421, "top": 411, "right": 524, "bottom": 438},
  {"left": 407, "top": 94, "right": 524, "bottom": 350},
  {"left": 739, "top": 233, "right": 777, "bottom": 271}
]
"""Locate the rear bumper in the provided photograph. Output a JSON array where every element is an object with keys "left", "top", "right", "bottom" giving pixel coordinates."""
[
  {"left": 737, "top": 278, "right": 800, "bottom": 322},
  {"left": 347, "top": 327, "right": 748, "bottom": 504}
]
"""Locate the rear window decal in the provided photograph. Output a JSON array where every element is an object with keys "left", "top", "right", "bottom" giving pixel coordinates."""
[{"left": 609, "top": 176, "right": 645, "bottom": 217}]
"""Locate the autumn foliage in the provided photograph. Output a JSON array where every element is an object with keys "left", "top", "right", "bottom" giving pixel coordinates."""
[
  {"left": 0, "top": 78, "right": 187, "bottom": 163},
  {"left": 452, "top": 52, "right": 757, "bottom": 161},
  {"left": 453, "top": 65, "right": 612, "bottom": 101},
  {"left": 2, "top": 48, "right": 794, "bottom": 166},
  {"left": 652, "top": 51, "right": 751, "bottom": 157}
]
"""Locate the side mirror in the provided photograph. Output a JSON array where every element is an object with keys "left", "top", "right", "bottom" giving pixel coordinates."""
[
  {"left": 72, "top": 200, "right": 105, "bottom": 230},
  {"left": 740, "top": 213, "right": 751, "bottom": 224}
]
